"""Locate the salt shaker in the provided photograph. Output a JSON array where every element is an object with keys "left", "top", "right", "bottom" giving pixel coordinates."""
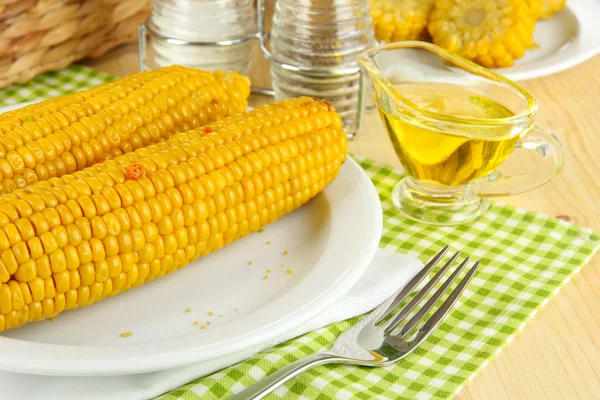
[
  {"left": 139, "top": 0, "right": 257, "bottom": 76},
  {"left": 262, "top": 0, "right": 376, "bottom": 138}
]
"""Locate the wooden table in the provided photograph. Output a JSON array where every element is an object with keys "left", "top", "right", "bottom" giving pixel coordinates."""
[{"left": 83, "top": 42, "right": 600, "bottom": 400}]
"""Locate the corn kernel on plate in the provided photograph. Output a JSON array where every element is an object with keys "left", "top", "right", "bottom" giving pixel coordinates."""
[
  {"left": 0, "top": 89, "right": 382, "bottom": 375},
  {"left": 490, "top": 0, "right": 600, "bottom": 81}
]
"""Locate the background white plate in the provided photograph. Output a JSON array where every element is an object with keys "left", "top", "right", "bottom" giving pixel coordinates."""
[
  {"left": 0, "top": 157, "right": 382, "bottom": 376},
  {"left": 493, "top": 0, "right": 600, "bottom": 81}
]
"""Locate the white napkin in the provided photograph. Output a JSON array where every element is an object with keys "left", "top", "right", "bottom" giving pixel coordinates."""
[{"left": 0, "top": 250, "right": 423, "bottom": 400}]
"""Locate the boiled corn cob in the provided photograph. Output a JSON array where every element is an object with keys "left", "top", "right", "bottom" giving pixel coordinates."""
[
  {"left": 0, "top": 97, "right": 347, "bottom": 332},
  {"left": 370, "top": 0, "right": 435, "bottom": 43},
  {"left": 428, "top": 0, "right": 536, "bottom": 68},
  {"left": 0, "top": 66, "right": 250, "bottom": 194}
]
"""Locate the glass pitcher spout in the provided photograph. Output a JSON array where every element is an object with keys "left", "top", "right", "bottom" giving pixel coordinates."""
[{"left": 357, "top": 41, "right": 537, "bottom": 124}]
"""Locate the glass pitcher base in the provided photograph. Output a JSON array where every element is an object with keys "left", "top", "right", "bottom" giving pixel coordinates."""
[{"left": 392, "top": 177, "right": 490, "bottom": 226}]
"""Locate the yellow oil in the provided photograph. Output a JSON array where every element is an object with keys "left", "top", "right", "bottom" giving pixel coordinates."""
[{"left": 380, "top": 83, "right": 521, "bottom": 187}]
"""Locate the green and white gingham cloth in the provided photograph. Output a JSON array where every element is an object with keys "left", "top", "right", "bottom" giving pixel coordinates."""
[
  {"left": 158, "top": 157, "right": 599, "bottom": 400},
  {"left": 0, "top": 66, "right": 598, "bottom": 400},
  {"left": 0, "top": 65, "right": 113, "bottom": 106}
]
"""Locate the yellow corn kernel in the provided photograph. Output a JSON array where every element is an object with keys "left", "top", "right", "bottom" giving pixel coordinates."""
[
  {"left": 28, "top": 277, "right": 45, "bottom": 302},
  {"left": 53, "top": 293, "right": 65, "bottom": 314},
  {"left": 0, "top": 230, "right": 9, "bottom": 251},
  {"left": 13, "top": 236, "right": 33, "bottom": 265},
  {"left": 0, "top": 261, "right": 10, "bottom": 283},
  {"left": 64, "top": 245, "right": 80, "bottom": 270},
  {"left": 14, "top": 259, "right": 36, "bottom": 282},
  {"left": 50, "top": 249, "right": 67, "bottom": 273},
  {"left": 54, "top": 270, "right": 71, "bottom": 293},
  {"left": 65, "top": 289, "right": 77, "bottom": 309},
  {"left": 42, "top": 298, "right": 54, "bottom": 317},
  {"left": 36, "top": 255, "right": 52, "bottom": 279},
  {"left": 70, "top": 269, "right": 81, "bottom": 290},
  {"left": 79, "top": 263, "right": 95, "bottom": 286},
  {"left": 44, "top": 279, "right": 55, "bottom": 300},
  {"left": 4, "top": 309, "right": 18, "bottom": 329},
  {"left": 77, "top": 286, "right": 90, "bottom": 306},
  {"left": 89, "top": 282, "right": 103, "bottom": 304},
  {"left": 4, "top": 223, "right": 21, "bottom": 246},
  {"left": 40, "top": 231, "right": 58, "bottom": 254},
  {"left": 0, "top": 283, "right": 12, "bottom": 313},
  {"left": 77, "top": 241, "right": 93, "bottom": 264}
]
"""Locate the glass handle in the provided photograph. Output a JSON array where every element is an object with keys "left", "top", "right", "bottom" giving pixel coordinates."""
[{"left": 474, "top": 125, "right": 565, "bottom": 197}]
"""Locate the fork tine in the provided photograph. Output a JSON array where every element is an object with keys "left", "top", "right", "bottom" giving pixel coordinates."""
[
  {"left": 375, "top": 246, "right": 449, "bottom": 325},
  {"left": 405, "top": 261, "right": 480, "bottom": 350},
  {"left": 396, "top": 257, "right": 470, "bottom": 338},
  {"left": 381, "top": 251, "right": 460, "bottom": 331}
]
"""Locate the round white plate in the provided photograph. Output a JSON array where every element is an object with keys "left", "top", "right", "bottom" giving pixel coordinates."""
[
  {"left": 493, "top": 0, "right": 600, "bottom": 81},
  {"left": 0, "top": 157, "right": 382, "bottom": 376}
]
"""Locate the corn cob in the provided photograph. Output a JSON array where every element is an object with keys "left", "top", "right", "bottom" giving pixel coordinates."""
[
  {"left": 0, "top": 66, "right": 250, "bottom": 194},
  {"left": 428, "top": 0, "right": 536, "bottom": 68},
  {"left": 0, "top": 97, "right": 347, "bottom": 332},
  {"left": 370, "top": 0, "right": 434, "bottom": 43}
]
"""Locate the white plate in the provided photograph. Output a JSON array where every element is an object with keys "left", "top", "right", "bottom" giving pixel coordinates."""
[
  {"left": 0, "top": 157, "right": 382, "bottom": 376},
  {"left": 493, "top": 0, "right": 600, "bottom": 81}
]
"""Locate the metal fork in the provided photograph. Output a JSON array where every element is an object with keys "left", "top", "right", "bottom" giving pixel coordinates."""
[{"left": 230, "top": 246, "right": 479, "bottom": 399}]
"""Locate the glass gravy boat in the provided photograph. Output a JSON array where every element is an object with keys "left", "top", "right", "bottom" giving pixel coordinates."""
[{"left": 357, "top": 41, "right": 564, "bottom": 225}]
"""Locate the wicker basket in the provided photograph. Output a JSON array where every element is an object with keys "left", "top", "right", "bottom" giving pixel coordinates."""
[{"left": 0, "top": 0, "right": 152, "bottom": 89}]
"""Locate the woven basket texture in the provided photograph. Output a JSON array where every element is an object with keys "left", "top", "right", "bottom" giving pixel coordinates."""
[{"left": 0, "top": 0, "right": 152, "bottom": 88}]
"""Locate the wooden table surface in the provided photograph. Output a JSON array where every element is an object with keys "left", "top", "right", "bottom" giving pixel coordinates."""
[{"left": 83, "top": 41, "right": 600, "bottom": 400}]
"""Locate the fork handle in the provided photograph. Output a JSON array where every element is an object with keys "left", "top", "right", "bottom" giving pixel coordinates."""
[{"left": 228, "top": 352, "right": 340, "bottom": 399}]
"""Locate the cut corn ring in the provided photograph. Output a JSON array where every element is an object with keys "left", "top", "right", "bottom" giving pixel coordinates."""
[
  {"left": 370, "top": 0, "right": 435, "bottom": 43},
  {"left": 428, "top": 0, "right": 536, "bottom": 68}
]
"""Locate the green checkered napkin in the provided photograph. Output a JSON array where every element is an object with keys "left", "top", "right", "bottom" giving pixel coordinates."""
[
  {"left": 158, "top": 157, "right": 599, "bottom": 400},
  {"left": 0, "top": 65, "right": 113, "bottom": 106},
  {"left": 1, "top": 66, "right": 598, "bottom": 400}
]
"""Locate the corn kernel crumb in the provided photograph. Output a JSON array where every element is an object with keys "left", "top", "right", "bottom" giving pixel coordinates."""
[
  {"left": 185, "top": 308, "right": 192, "bottom": 313},
  {"left": 263, "top": 275, "right": 269, "bottom": 280},
  {"left": 200, "top": 325, "right": 206, "bottom": 329},
  {"left": 248, "top": 261, "right": 253, "bottom": 265},
  {"left": 208, "top": 311, "right": 214, "bottom": 316},
  {"left": 207, "top": 321, "right": 211, "bottom": 325},
  {"left": 266, "top": 269, "right": 271, "bottom": 273},
  {"left": 49, "top": 317, "right": 55, "bottom": 322},
  {"left": 286, "top": 269, "right": 293, "bottom": 275},
  {"left": 194, "top": 321, "right": 199, "bottom": 326},
  {"left": 265, "top": 241, "right": 271, "bottom": 245},
  {"left": 283, "top": 250, "right": 288, "bottom": 255},
  {"left": 219, "top": 314, "right": 223, "bottom": 317},
  {"left": 280, "top": 264, "right": 284, "bottom": 268},
  {"left": 120, "top": 332, "right": 132, "bottom": 337},
  {"left": 258, "top": 228, "right": 264, "bottom": 233},
  {"left": 234, "top": 308, "right": 238, "bottom": 312}
]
